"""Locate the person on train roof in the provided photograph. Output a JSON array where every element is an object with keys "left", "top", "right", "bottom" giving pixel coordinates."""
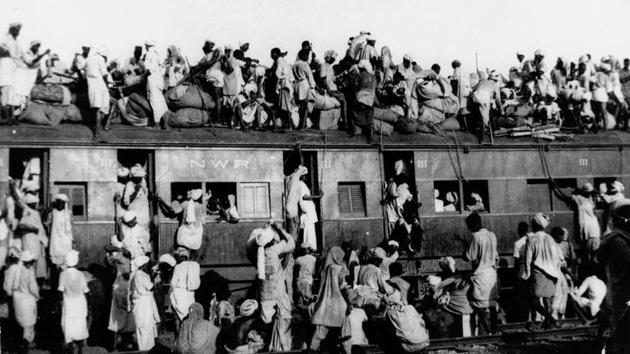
[
  {"left": 457, "top": 212, "right": 498, "bottom": 335},
  {"left": 85, "top": 45, "right": 110, "bottom": 140},
  {"left": 471, "top": 69, "right": 503, "bottom": 143},
  {"left": 143, "top": 40, "right": 170, "bottom": 129},
  {"left": 522, "top": 213, "right": 563, "bottom": 329}
]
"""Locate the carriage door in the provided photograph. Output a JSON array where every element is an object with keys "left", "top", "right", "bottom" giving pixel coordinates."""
[
  {"left": 9, "top": 148, "right": 49, "bottom": 207},
  {"left": 117, "top": 149, "right": 157, "bottom": 252},
  {"left": 283, "top": 150, "right": 321, "bottom": 250},
  {"left": 382, "top": 151, "right": 416, "bottom": 234}
]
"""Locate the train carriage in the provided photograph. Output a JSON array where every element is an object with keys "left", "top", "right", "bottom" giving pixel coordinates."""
[{"left": 2, "top": 124, "right": 629, "bottom": 286}]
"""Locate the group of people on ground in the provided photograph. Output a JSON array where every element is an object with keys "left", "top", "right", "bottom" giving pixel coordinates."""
[{"left": 3, "top": 24, "right": 630, "bottom": 143}]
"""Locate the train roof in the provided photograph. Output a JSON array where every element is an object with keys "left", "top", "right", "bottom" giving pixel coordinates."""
[{"left": 3, "top": 123, "right": 630, "bottom": 150}]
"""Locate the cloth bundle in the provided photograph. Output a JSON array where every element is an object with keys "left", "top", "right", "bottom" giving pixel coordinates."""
[
  {"left": 30, "top": 84, "right": 71, "bottom": 105},
  {"left": 418, "top": 95, "right": 459, "bottom": 124},
  {"left": 170, "top": 108, "right": 211, "bottom": 128},
  {"left": 373, "top": 107, "right": 400, "bottom": 124},
  {"left": 166, "top": 83, "right": 216, "bottom": 111},
  {"left": 315, "top": 108, "right": 340, "bottom": 130},
  {"left": 373, "top": 119, "right": 394, "bottom": 136},
  {"left": 313, "top": 92, "right": 340, "bottom": 111},
  {"left": 19, "top": 101, "right": 82, "bottom": 126}
]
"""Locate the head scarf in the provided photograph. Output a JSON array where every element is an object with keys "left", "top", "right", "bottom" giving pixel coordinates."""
[
  {"left": 239, "top": 299, "right": 259, "bottom": 317},
  {"left": 54, "top": 193, "right": 69, "bottom": 203},
  {"left": 159, "top": 253, "right": 176, "bottom": 267},
  {"left": 174, "top": 302, "right": 215, "bottom": 354},
  {"left": 324, "top": 50, "right": 338, "bottom": 60},
  {"left": 117, "top": 167, "right": 130, "bottom": 178},
  {"left": 129, "top": 164, "right": 146, "bottom": 178},
  {"left": 611, "top": 181, "right": 625, "bottom": 194},
  {"left": 394, "top": 160, "right": 407, "bottom": 176},
  {"left": 320, "top": 246, "right": 345, "bottom": 279}
]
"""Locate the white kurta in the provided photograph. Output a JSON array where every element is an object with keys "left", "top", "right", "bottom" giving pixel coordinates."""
[
  {"left": 58, "top": 267, "right": 89, "bottom": 343},
  {"left": 121, "top": 224, "right": 150, "bottom": 259},
  {"left": 298, "top": 181, "right": 318, "bottom": 250},
  {"left": 144, "top": 48, "right": 168, "bottom": 123},
  {"left": 175, "top": 200, "right": 204, "bottom": 250},
  {"left": 21, "top": 207, "right": 48, "bottom": 279},
  {"left": 130, "top": 270, "right": 161, "bottom": 351},
  {"left": 169, "top": 260, "right": 201, "bottom": 320},
  {"left": 50, "top": 208, "right": 73, "bottom": 265},
  {"left": 85, "top": 53, "right": 110, "bottom": 114},
  {"left": 0, "top": 34, "right": 21, "bottom": 106}
]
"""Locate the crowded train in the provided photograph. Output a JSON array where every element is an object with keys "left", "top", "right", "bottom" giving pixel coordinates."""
[{"left": 1, "top": 21, "right": 630, "bottom": 354}]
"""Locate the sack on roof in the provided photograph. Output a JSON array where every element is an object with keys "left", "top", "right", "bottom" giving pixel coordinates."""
[
  {"left": 169, "top": 108, "right": 210, "bottom": 128},
  {"left": 126, "top": 93, "right": 151, "bottom": 119},
  {"left": 415, "top": 76, "right": 452, "bottom": 101},
  {"left": 441, "top": 117, "right": 460, "bottom": 131},
  {"left": 30, "top": 84, "right": 71, "bottom": 105},
  {"left": 395, "top": 117, "right": 417, "bottom": 134},
  {"left": 19, "top": 101, "right": 82, "bottom": 126},
  {"left": 373, "top": 107, "right": 399, "bottom": 124},
  {"left": 315, "top": 108, "right": 340, "bottom": 130},
  {"left": 313, "top": 92, "right": 340, "bottom": 111},
  {"left": 166, "top": 83, "right": 215, "bottom": 111},
  {"left": 373, "top": 119, "right": 394, "bottom": 136}
]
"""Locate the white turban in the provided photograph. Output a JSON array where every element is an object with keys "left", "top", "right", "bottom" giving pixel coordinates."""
[
  {"left": 611, "top": 181, "right": 625, "bottom": 193},
  {"left": 158, "top": 254, "right": 176, "bottom": 267},
  {"left": 438, "top": 256, "right": 456, "bottom": 273},
  {"left": 54, "top": 193, "right": 69, "bottom": 203},
  {"left": 132, "top": 255, "right": 150, "bottom": 269},
  {"left": 65, "top": 250, "right": 79, "bottom": 267},
  {"left": 117, "top": 167, "right": 130, "bottom": 178},
  {"left": 129, "top": 164, "right": 146, "bottom": 178},
  {"left": 533, "top": 212, "right": 550, "bottom": 229},
  {"left": 144, "top": 39, "right": 156, "bottom": 47},
  {"left": 239, "top": 299, "right": 259, "bottom": 317}
]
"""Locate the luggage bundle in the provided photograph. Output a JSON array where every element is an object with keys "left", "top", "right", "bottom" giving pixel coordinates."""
[
  {"left": 19, "top": 84, "right": 81, "bottom": 126},
  {"left": 165, "top": 83, "right": 216, "bottom": 128}
]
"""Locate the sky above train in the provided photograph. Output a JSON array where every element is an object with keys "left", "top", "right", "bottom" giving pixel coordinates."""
[{"left": 1, "top": 0, "right": 628, "bottom": 75}]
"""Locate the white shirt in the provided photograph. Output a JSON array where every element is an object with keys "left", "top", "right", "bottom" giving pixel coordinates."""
[
  {"left": 143, "top": 47, "right": 162, "bottom": 74},
  {"left": 85, "top": 54, "right": 107, "bottom": 79}
]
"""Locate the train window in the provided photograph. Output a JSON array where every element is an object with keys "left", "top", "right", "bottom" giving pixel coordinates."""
[
  {"left": 594, "top": 177, "right": 618, "bottom": 209},
  {"left": 206, "top": 182, "right": 238, "bottom": 220},
  {"left": 55, "top": 183, "right": 87, "bottom": 221},
  {"left": 117, "top": 149, "right": 150, "bottom": 169},
  {"left": 238, "top": 183, "right": 270, "bottom": 218},
  {"left": 433, "top": 181, "right": 460, "bottom": 213},
  {"left": 170, "top": 182, "right": 202, "bottom": 202},
  {"left": 526, "top": 179, "right": 552, "bottom": 212},
  {"left": 338, "top": 182, "right": 366, "bottom": 217},
  {"left": 551, "top": 178, "right": 577, "bottom": 211},
  {"left": 463, "top": 180, "right": 490, "bottom": 213}
]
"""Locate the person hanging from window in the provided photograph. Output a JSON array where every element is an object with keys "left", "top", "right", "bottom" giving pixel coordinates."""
[
  {"left": 465, "top": 192, "right": 486, "bottom": 213},
  {"left": 456, "top": 212, "right": 499, "bottom": 335},
  {"left": 122, "top": 164, "right": 151, "bottom": 231},
  {"left": 549, "top": 181, "right": 600, "bottom": 263},
  {"left": 10, "top": 179, "right": 48, "bottom": 284},
  {"left": 156, "top": 188, "right": 210, "bottom": 251},
  {"left": 444, "top": 191, "right": 459, "bottom": 212}
]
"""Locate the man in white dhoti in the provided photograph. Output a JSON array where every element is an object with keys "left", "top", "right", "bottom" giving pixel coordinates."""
[
  {"left": 143, "top": 40, "right": 169, "bottom": 128},
  {"left": 170, "top": 247, "right": 200, "bottom": 327},
  {"left": 0, "top": 22, "right": 22, "bottom": 123},
  {"left": 58, "top": 250, "right": 89, "bottom": 352},
  {"left": 49, "top": 194, "right": 73, "bottom": 268},
  {"left": 122, "top": 164, "right": 151, "bottom": 231},
  {"left": 129, "top": 255, "right": 161, "bottom": 351},
  {"left": 3, "top": 250, "right": 39, "bottom": 352},
  {"left": 120, "top": 211, "right": 150, "bottom": 259},
  {"left": 85, "top": 46, "right": 110, "bottom": 139}
]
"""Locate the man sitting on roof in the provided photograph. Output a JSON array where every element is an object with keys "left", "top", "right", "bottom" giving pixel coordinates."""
[{"left": 233, "top": 82, "right": 268, "bottom": 131}]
